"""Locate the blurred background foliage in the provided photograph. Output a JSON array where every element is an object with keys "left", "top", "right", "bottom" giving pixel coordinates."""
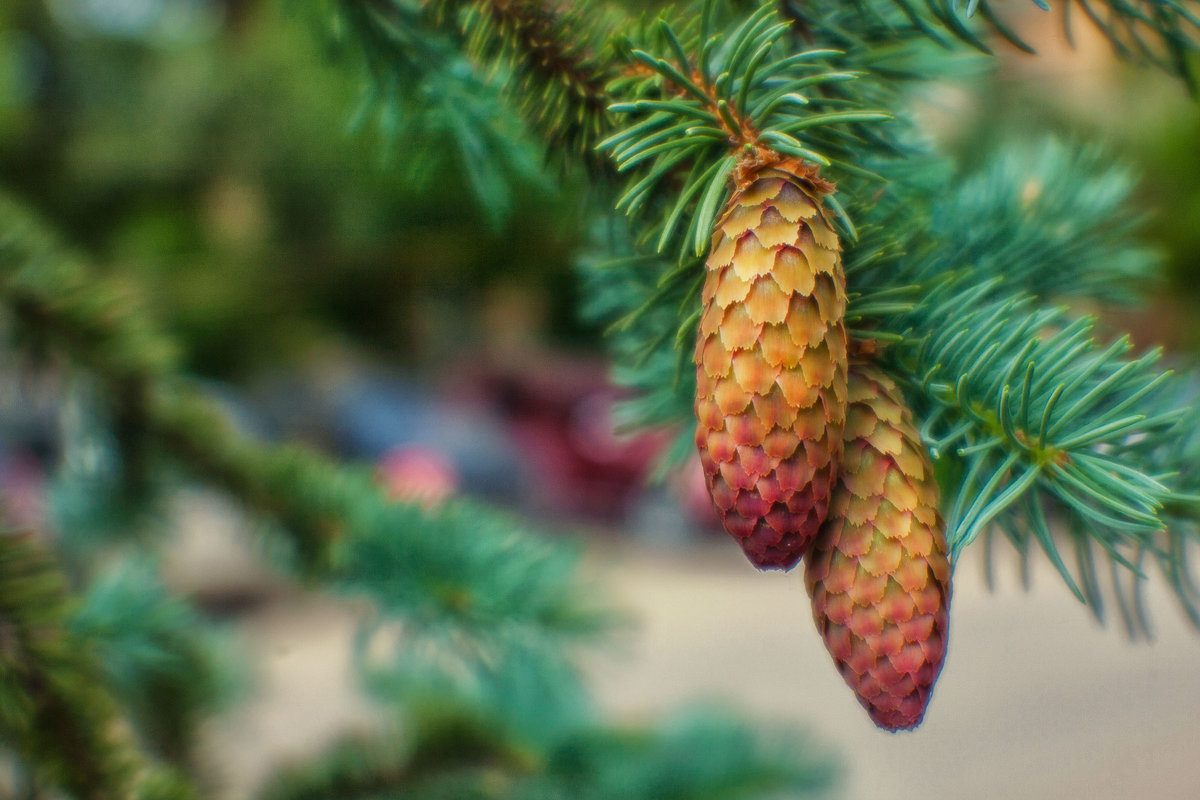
[
  {"left": 0, "top": 0, "right": 596, "bottom": 382},
  {"left": 0, "top": 0, "right": 1196, "bottom": 384},
  {"left": 920, "top": 13, "right": 1200, "bottom": 347}
]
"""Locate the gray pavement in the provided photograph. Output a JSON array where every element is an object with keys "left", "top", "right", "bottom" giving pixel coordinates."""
[
  {"left": 586, "top": 541, "right": 1200, "bottom": 800},
  {"left": 176, "top": 496, "right": 1200, "bottom": 799}
]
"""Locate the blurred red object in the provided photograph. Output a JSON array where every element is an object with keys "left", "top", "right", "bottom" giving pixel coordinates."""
[
  {"left": 467, "top": 354, "right": 669, "bottom": 521},
  {"left": 376, "top": 445, "right": 459, "bottom": 508}
]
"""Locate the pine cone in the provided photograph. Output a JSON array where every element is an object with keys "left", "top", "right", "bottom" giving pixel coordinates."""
[
  {"left": 694, "top": 164, "right": 848, "bottom": 570},
  {"left": 804, "top": 362, "right": 951, "bottom": 731}
]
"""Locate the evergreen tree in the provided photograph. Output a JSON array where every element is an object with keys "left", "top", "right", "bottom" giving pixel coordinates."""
[
  {"left": 330, "top": 0, "right": 1200, "bottom": 729},
  {"left": 1, "top": 0, "right": 1199, "bottom": 797}
]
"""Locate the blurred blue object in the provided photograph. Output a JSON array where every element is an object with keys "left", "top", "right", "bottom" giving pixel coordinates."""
[{"left": 328, "top": 375, "right": 528, "bottom": 504}]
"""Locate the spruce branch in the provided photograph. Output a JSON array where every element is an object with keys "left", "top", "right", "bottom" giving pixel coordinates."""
[
  {"left": 0, "top": 193, "right": 174, "bottom": 519},
  {"left": 0, "top": 534, "right": 196, "bottom": 800},
  {"left": 579, "top": 115, "right": 1200, "bottom": 626},
  {"left": 776, "top": 0, "right": 960, "bottom": 52},
  {"left": 434, "top": 0, "right": 625, "bottom": 170},
  {"left": 0, "top": 210, "right": 177, "bottom": 384},
  {"left": 895, "top": 287, "right": 1179, "bottom": 552},
  {"left": 862, "top": 280, "right": 1200, "bottom": 630},
  {"left": 856, "top": 141, "right": 1200, "bottom": 625},
  {"left": 257, "top": 727, "right": 529, "bottom": 800},
  {"left": 958, "top": 0, "right": 1200, "bottom": 88},
  {"left": 771, "top": 0, "right": 1200, "bottom": 88},
  {"left": 145, "top": 385, "right": 357, "bottom": 575},
  {"left": 835, "top": 139, "right": 1164, "bottom": 314},
  {"left": 601, "top": 6, "right": 895, "bottom": 262},
  {"left": 326, "top": 0, "right": 547, "bottom": 221},
  {"left": 0, "top": 186, "right": 613, "bottom": 667},
  {"left": 258, "top": 706, "right": 836, "bottom": 800},
  {"left": 924, "top": 140, "right": 1161, "bottom": 304},
  {"left": 70, "top": 559, "right": 240, "bottom": 767},
  {"left": 822, "top": 0, "right": 1200, "bottom": 87},
  {"left": 146, "top": 383, "right": 613, "bottom": 652}
]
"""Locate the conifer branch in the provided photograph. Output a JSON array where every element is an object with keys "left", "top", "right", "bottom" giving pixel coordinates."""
[
  {"left": 257, "top": 729, "right": 528, "bottom": 800},
  {"left": 434, "top": 0, "right": 624, "bottom": 170},
  {"left": 0, "top": 194, "right": 173, "bottom": 512},
  {"left": 71, "top": 560, "right": 238, "bottom": 769},
  {"left": 0, "top": 169, "right": 841, "bottom": 777},
  {"left": 146, "top": 386, "right": 354, "bottom": 574},
  {"left": 895, "top": 288, "right": 1180, "bottom": 549},
  {"left": 580, "top": 113, "right": 1200, "bottom": 627},
  {"left": 144, "top": 381, "right": 615, "bottom": 654},
  {"left": 0, "top": 196, "right": 176, "bottom": 385},
  {"left": 960, "top": 0, "right": 1200, "bottom": 89},
  {"left": 815, "top": 0, "right": 1200, "bottom": 87},
  {"left": 925, "top": 141, "right": 1161, "bottom": 304},
  {"left": 328, "top": 0, "right": 546, "bottom": 221},
  {"left": 602, "top": 6, "right": 894, "bottom": 262},
  {"left": 0, "top": 534, "right": 196, "bottom": 800},
  {"left": 0, "top": 187, "right": 610, "bottom": 648},
  {"left": 258, "top": 708, "right": 836, "bottom": 800}
]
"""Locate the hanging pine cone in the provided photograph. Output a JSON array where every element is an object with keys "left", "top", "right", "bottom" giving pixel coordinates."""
[
  {"left": 804, "top": 361, "right": 951, "bottom": 731},
  {"left": 694, "top": 160, "right": 848, "bottom": 570}
]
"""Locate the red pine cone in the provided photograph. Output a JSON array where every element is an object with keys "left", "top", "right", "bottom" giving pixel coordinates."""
[
  {"left": 804, "top": 362, "right": 951, "bottom": 731},
  {"left": 694, "top": 164, "right": 848, "bottom": 570}
]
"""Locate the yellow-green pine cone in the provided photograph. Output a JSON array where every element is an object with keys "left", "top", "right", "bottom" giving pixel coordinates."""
[
  {"left": 804, "top": 362, "right": 951, "bottom": 731},
  {"left": 694, "top": 163, "right": 849, "bottom": 570}
]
